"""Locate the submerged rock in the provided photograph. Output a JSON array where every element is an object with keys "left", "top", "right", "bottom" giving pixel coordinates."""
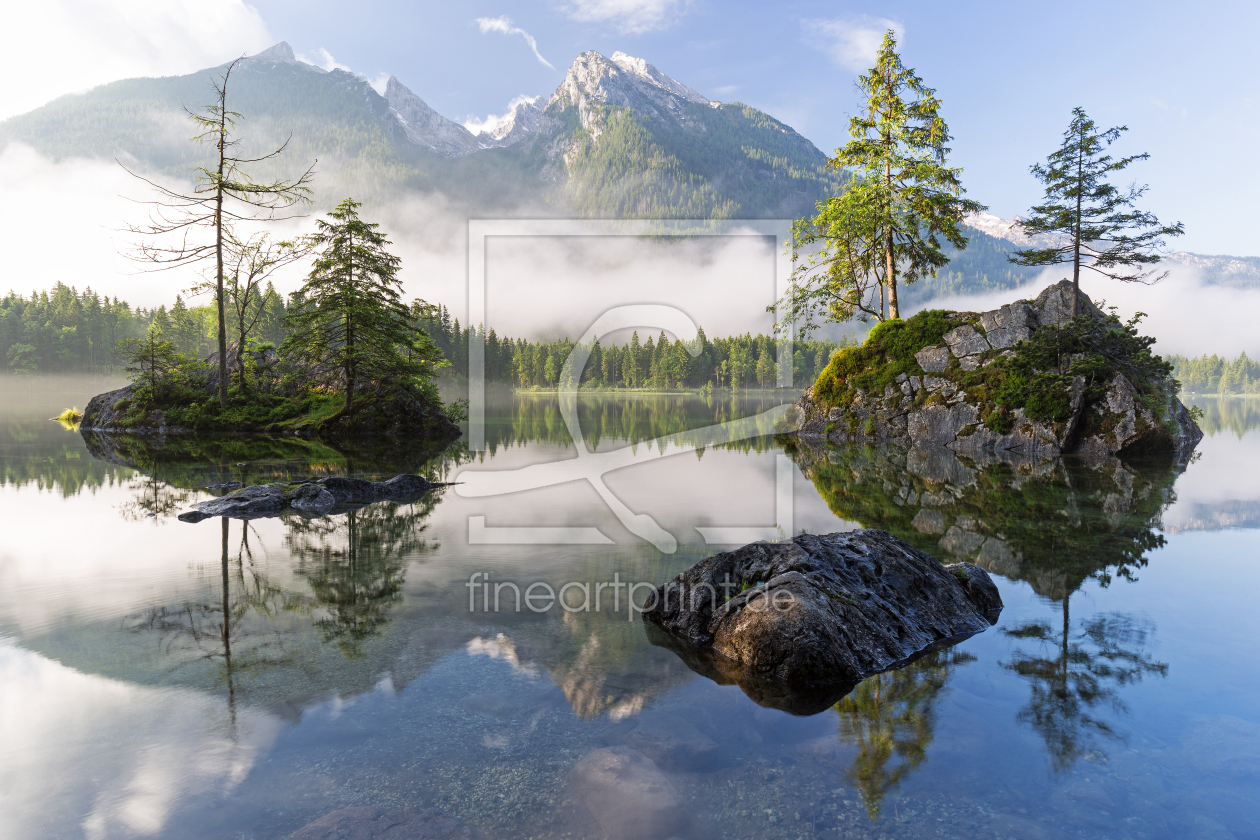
[
  {"left": 176, "top": 474, "right": 437, "bottom": 522},
  {"left": 569, "top": 746, "right": 688, "bottom": 840},
  {"left": 642, "top": 529, "right": 1001, "bottom": 710},
  {"left": 286, "top": 806, "right": 483, "bottom": 839}
]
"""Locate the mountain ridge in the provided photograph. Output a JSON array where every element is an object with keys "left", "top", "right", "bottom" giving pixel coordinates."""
[{"left": 0, "top": 42, "right": 839, "bottom": 219}]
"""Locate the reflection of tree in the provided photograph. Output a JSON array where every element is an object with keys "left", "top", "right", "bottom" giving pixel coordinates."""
[
  {"left": 832, "top": 650, "right": 973, "bottom": 820},
  {"left": 475, "top": 390, "right": 791, "bottom": 455},
  {"left": 128, "top": 518, "right": 308, "bottom": 703},
  {"left": 286, "top": 497, "right": 439, "bottom": 657},
  {"left": 1003, "top": 601, "right": 1167, "bottom": 772},
  {"left": 118, "top": 469, "right": 199, "bottom": 521},
  {"left": 790, "top": 441, "right": 1176, "bottom": 773},
  {"left": 786, "top": 440, "right": 1178, "bottom": 599}
]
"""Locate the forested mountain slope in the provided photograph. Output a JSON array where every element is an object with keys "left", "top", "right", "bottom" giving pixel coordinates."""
[{"left": 0, "top": 44, "right": 841, "bottom": 219}]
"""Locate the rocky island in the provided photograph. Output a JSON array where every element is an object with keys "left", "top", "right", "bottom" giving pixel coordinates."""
[{"left": 780, "top": 280, "right": 1203, "bottom": 463}]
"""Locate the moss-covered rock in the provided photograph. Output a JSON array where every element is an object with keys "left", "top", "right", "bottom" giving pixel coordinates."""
[{"left": 781, "top": 281, "right": 1203, "bottom": 464}]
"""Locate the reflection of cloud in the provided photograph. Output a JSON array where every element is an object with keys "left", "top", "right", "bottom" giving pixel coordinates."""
[
  {"left": 467, "top": 633, "right": 540, "bottom": 677},
  {"left": 1162, "top": 422, "right": 1260, "bottom": 532},
  {"left": 0, "top": 641, "right": 282, "bottom": 840},
  {"left": 804, "top": 16, "right": 905, "bottom": 72}
]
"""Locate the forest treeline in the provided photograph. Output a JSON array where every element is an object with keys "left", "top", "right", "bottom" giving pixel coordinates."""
[
  {"left": 1169, "top": 353, "right": 1260, "bottom": 395},
  {"left": 1, "top": 283, "right": 846, "bottom": 390}
]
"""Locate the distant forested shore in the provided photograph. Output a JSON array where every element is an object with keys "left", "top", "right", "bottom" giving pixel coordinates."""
[
  {"left": 1, "top": 284, "right": 846, "bottom": 391},
  {"left": 1168, "top": 353, "right": 1260, "bottom": 395}
]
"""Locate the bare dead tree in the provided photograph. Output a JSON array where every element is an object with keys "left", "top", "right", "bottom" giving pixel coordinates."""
[
  {"left": 196, "top": 230, "right": 313, "bottom": 392},
  {"left": 119, "top": 57, "right": 316, "bottom": 407}
]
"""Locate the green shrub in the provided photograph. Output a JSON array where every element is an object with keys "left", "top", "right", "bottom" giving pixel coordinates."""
[{"left": 812, "top": 310, "right": 953, "bottom": 408}]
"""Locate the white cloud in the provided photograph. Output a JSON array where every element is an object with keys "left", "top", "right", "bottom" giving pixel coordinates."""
[
  {"left": 805, "top": 16, "right": 905, "bottom": 73},
  {"left": 564, "top": 0, "right": 684, "bottom": 33},
  {"left": 475, "top": 16, "right": 555, "bottom": 70},
  {"left": 296, "top": 46, "right": 350, "bottom": 73},
  {"left": 369, "top": 72, "right": 392, "bottom": 95},
  {"left": 0, "top": 0, "right": 274, "bottom": 121},
  {"left": 464, "top": 94, "right": 541, "bottom": 136}
]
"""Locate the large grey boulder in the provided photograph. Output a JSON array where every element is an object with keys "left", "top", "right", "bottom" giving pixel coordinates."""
[{"left": 643, "top": 529, "right": 1001, "bottom": 711}]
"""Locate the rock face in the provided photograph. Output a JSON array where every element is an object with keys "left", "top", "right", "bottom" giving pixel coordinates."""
[
  {"left": 569, "top": 746, "right": 688, "bottom": 840},
  {"left": 286, "top": 806, "right": 483, "bottom": 840},
  {"left": 383, "top": 76, "right": 484, "bottom": 157},
  {"left": 784, "top": 281, "right": 1203, "bottom": 464},
  {"left": 176, "top": 474, "right": 436, "bottom": 522},
  {"left": 81, "top": 385, "right": 188, "bottom": 434},
  {"left": 642, "top": 530, "right": 1002, "bottom": 710}
]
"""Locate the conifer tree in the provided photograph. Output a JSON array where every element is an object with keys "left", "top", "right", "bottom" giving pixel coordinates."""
[
  {"left": 1009, "top": 107, "right": 1184, "bottom": 317},
  {"left": 779, "top": 30, "right": 981, "bottom": 332},
  {"left": 118, "top": 328, "right": 183, "bottom": 396},
  {"left": 281, "top": 198, "right": 438, "bottom": 416}
]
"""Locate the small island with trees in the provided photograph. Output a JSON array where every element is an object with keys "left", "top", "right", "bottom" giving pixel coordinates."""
[{"left": 78, "top": 60, "right": 461, "bottom": 444}]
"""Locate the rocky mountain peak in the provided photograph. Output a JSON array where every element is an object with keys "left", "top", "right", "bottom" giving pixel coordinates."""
[
  {"left": 383, "top": 77, "right": 481, "bottom": 158},
  {"left": 609, "top": 51, "right": 710, "bottom": 104},
  {"left": 481, "top": 96, "right": 545, "bottom": 146},
  {"left": 549, "top": 50, "right": 714, "bottom": 138},
  {"left": 248, "top": 42, "right": 298, "bottom": 64}
]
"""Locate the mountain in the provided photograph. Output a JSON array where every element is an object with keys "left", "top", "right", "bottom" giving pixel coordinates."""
[
  {"left": 0, "top": 43, "right": 841, "bottom": 219},
  {"left": 1163, "top": 252, "right": 1260, "bottom": 288}
]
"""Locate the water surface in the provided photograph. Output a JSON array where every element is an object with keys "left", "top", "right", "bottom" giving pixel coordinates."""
[{"left": 1, "top": 378, "right": 1257, "bottom": 840}]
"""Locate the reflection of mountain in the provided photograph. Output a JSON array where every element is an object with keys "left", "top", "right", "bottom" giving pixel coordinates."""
[
  {"left": 786, "top": 440, "right": 1179, "bottom": 600},
  {"left": 834, "top": 650, "right": 974, "bottom": 819}
]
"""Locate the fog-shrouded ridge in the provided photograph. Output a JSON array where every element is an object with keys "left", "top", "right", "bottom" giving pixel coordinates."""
[{"left": 4, "top": 142, "right": 1254, "bottom": 353}]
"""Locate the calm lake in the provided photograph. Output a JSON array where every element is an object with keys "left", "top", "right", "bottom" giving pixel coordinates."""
[{"left": 2, "top": 376, "right": 1258, "bottom": 840}]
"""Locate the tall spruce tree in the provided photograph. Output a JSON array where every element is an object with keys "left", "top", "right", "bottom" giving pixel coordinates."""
[
  {"left": 779, "top": 30, "right": 981, "bottom": 333},
  {"left": 1009, "top": 107, "right": 1184, "bottom": 317},
  {"left": 281, "top": 198, "right": 439, "bottom": 416}
]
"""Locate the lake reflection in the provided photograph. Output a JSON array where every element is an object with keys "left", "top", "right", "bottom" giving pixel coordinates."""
[{"left": 2, "top": 379, "right": 1259, "bottom": 840}]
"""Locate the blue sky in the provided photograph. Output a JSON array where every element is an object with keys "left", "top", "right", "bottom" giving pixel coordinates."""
[
  {"left": 3, "top": 0, "right": 1257, "bottom": 254},
  {"left": 243, "top": 0, "right": 1259, "bottom": 255}
]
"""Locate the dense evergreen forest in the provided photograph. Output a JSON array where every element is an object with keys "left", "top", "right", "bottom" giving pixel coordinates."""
[
  {"left": 1169, "top": 353, "right": 1260, "bottom": 395},
  {"left": 1, "top": 284, "right": 844, "bottom": 390}
]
